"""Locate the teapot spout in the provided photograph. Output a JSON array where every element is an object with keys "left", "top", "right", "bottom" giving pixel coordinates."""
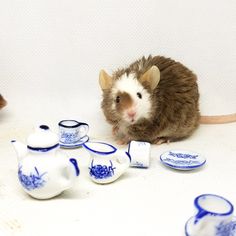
[{"left": 11, "top": 140, "right": 28, "bottom": 161}]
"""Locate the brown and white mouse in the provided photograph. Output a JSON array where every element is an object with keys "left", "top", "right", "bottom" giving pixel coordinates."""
[
  {"left": 0, "top": 94, "right": 7, "bottom": 109},
  {"left": 99, "top": 55, "right": 236, "bottom": 144}
]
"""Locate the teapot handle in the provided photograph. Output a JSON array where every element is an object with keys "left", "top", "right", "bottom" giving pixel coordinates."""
[{"left": 69, "top": 158, "right": 80, "bottom": 176}]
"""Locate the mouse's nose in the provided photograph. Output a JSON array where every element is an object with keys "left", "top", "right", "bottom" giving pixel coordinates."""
[{"left": 127, "top": 110, "right": 136, "bottom": 119}]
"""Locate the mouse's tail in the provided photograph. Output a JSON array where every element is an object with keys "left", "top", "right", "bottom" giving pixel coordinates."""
[{"left": 200, "top": 113, "right": 236, "bottom": 124}]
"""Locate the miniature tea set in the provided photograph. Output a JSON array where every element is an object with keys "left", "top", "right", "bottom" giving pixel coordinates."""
[
  {"left": 10, "top": 120, "right": 234, "bottom": 235},
  {"left": 11, "top": 121, "right": 132, "bottom": 198},
  {"left": 10, "top": 119, "right": 207, "bottom": 194}
]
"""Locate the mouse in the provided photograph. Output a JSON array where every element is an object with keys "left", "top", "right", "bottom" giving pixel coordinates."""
[
  {"left": 99, "top": 55, "right": 236, "bottom": 144},
  {"left": 0, "top": 94, "right": 7, "bottom": 110}
]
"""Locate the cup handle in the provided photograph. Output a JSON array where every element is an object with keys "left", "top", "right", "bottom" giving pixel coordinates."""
[
  {"left": 194, "top": 209, "right": 209, "bottom": 224},
  {"left": 78, "top": 124, "right": 89, "bottom": 138}
]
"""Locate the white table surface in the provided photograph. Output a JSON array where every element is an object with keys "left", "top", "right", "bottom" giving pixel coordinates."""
[{"left": 0, "top": 117, "right": 235, "bottom": 236}]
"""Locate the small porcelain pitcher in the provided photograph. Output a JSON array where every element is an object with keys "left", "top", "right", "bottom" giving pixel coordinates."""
[
  {"left": 83, "top": 141, "right": 131, "bottom": 184},
  {"left": 185, "top": 194, "right": 234, "bottom": 236},
  {"left": 11, "top": 125, "right": 80, "bottom": 199}
]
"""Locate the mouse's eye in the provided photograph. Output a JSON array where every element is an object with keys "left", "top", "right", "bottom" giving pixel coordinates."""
[
  {"left": 116, "top": 96, "right": 120, "bottom": 103},
  {"left": 137, "top": 92, "right": 142, "bottom": 99}
]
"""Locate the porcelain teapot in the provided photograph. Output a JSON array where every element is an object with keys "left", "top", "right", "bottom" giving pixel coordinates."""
[
  {"left": 11, "top": 125, "right": 80, "bottom": 199},
  {"left": 83, "top": 141, "right": 131, "bottom": 184}
]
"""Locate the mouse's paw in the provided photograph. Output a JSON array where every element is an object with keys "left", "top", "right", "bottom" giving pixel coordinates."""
[
  {"left": 116, "top": 139, "right": 129, "bottom": 145},
  {"left": 154, "top": 138, "right": 170, "bottom": 145},
  {"left": 112, "top": 126, "right": 119, "bottom": 136},
  {"left": 115, "top": 136, "right": 130, "bottom": 145}
]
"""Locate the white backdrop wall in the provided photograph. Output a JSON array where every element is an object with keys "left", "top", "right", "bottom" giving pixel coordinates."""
[{"left": 0, "top": 0, "right": 235, "bottom": 133}]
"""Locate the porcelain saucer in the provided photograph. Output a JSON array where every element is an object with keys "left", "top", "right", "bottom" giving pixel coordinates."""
[
  {"left": 185, "top": 216, "right": 236, "bottom": 236},
  {"left": 160, "top": 150, "right": 206, "bottom": 170},
  {"left": 59, "top": 135, "right": 89, "bottom": 149}
]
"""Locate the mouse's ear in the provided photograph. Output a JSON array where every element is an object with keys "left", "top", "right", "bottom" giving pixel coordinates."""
[
  {"left": 99, "top": 70, "right": 113, "bottom": 90},
  {"left": 139, "top": 66, "right": 160, "bottom": 90}
]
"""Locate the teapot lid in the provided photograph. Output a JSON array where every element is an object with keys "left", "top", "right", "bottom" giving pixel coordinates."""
[{"left": 27, "top": 125, "right": 59, "bottom": 149}]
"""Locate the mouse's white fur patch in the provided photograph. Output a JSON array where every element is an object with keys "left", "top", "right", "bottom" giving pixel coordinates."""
[{"left": 112, "top": 73, "right": 152, "bottom": 123}]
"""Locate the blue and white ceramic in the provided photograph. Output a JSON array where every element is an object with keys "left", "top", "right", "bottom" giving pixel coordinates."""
[
  {"left": 127, "top": 141, "right": 150, "bottom": 168},
  {"left": 11, "top": 125, "right": 80, "bottom": 199},
  {"left": 185, "top": 194, "right": 235, "bottom": 236},
  {"left": 185, "top": 216, "right": 236, "bottom": 236},
  {"left": 160, "top": 150, "right": 206, "bottom": 170},
  {"left": 83, "top": 141, "right": 131, "bottom": 184},
  {"left": 58, "top": 120, "right": 89, "bottom": 145},
  {"left": 60, "top": 135, "right": 89, "bottom": 149}
]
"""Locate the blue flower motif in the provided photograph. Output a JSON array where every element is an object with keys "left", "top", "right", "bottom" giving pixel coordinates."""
[
  {"left": 163, "top": 157, "right": 199, "bottom": 166},
  {"left": 216, "top": 220, "right": 236, "bottom": 236},
  {"left": 169, "top": 151, "right": 198, "bottom": 159},
  {"left": 60, "top": 131, "right": 78, "bottom": 144},
  {"left": 89, "top": 160, "right": 116, "bottom": 179},
  {"left": 18, "top": 166, "right": 47, "bottom": 191}
]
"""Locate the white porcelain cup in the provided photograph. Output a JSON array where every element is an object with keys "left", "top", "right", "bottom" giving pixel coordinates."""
[
  {"left": 127, "top": 141, "right": 151, "bottom": 168},
  {"left": 58, "top": 120, "right": 89, "bottom": 144},
  {"left": 191, "top": 194, "right": 234, "bottom": 236}
]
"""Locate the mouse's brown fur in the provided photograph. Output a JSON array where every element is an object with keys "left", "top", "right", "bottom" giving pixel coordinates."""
[
  {"left": 0, "top": 94, "right": 7, "bottom": 109},
  {"left": 101, "top": 55, "right": 200, "bottom": 144}
]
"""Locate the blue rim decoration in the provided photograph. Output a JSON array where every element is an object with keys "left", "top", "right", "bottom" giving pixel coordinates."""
[
  {"left": 27, "top": 143, "right": 59, "bottom": 152},
  {"left": 185, "top": 217, "right": 191, "bottom": 236},
  {"left": 58, "top": 120, "right": 89, "bottom": 129},
  {"left": 160, "top": 159, "right": 206, "bottom": 170},
  {"left": 194, "top": 194, "right": 234, "bottom": 220},
  {"left": 160, "top": 150, "right": 206, "bottom": 170},
  {"left": 83, "top": 141, "right": 117, "bottom": 155}
]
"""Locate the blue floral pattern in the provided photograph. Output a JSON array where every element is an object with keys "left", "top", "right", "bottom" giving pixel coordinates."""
[
  {"left": 60, "top": 131, "right": 79, "bottom": 144},
  {"left": 162, "top": 158, "right": 200, "bottom": 166},
  {"left": 18, "top": 166, "right": 47, "bottom": 191},
  {"left": 216, "top": 219, "right": 236, "bottom": 236},
  {"left": 169, "top": 151, "right": 198, "bottom": 159},
  {"left": 89, "top": 160, "right": 116, "bottom": 179}
]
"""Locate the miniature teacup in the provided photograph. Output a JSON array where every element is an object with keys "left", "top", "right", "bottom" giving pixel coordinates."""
[
  {"left": 189, "top": 194, "right": 234, "bottom": 236},
  {"left": 58, "top": 120, "right": 89, "bottom": 144},
  {"left": 127, "top": 141, "right": 151, "bottom": 168}
]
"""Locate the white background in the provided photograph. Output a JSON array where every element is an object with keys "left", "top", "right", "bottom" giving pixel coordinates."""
[{"left": 0, "top": 1, "right": 236, "bottom": 235}]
